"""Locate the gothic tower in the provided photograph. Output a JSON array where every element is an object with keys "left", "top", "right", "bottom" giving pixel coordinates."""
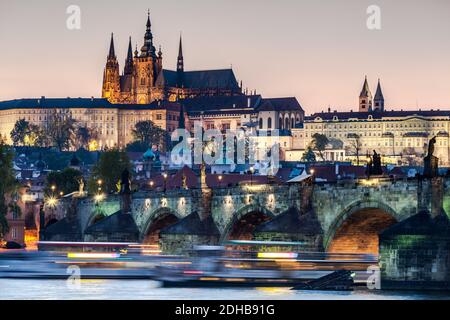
[
  {"left": 102, "top": 33, "right": 121, "bottom": 103},
  {"left": 124, "top": 37, "right": 134, "bottom": 76},
  {"left": 373, "top": 79, "right": 385, "bottom": 112},
  {"left": 134, "top": 11, "right": 159, "bottom": 104},
  {"left": 359, "top": 76, "right": 373, "bottom": 112}
]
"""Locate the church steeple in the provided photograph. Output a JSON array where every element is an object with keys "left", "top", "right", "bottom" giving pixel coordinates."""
[
  {"left": 102, "top": 33, "right": 120, "bottom": 103},
  {"left": 176, "top": 35, "right": 185, "bottom": 88},
  {"left": 373, "top": 78, "right": 385, "bottom": 112},
  {"left": 359, "top": 76, "right": 373, "bottom": 112},
  {"left": 177, "top": 35, "right": 184, "bottom": 73},
  {"left": 141, "top": 10, "right": 156, "bottom": 57},
  {"left": 108, "top": 33, "right": 116, "bottom": 60},
  {"left": 124, "top": 37, "right": 134, "bottom": 75}
]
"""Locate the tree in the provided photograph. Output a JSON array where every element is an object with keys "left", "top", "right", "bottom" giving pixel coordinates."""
[
  {"left": 45, "top": 109, "right": 77, "bottom": 151},
  {"left": 0, "top": 137, "right": 19, "bottom": 240},
  {"left": 10, "top": 119, "right": 30, "bottom": 146},
  {"left": 74, "top": 126, "right": 99, "bottom": 150},
  {"left": 89, "top": 149, "right": 131, "bottom": 194},
  {"left": 46, "top": 168, "right": 83, "bottom": 196},
  {"left": 132, "top": 121, "right": 170, "bottom": 152},
  {"left": 302, "top": 146, "right": 317, "bottom": 162},
  {"left": 26, "top": 124, "right": 46, "bottom": 147},
  {"left": 311, "top": 133, "right": 329, "bottom": 161},
  {"left": 347, "top": 133, "right": 362, "bottom": 165}
]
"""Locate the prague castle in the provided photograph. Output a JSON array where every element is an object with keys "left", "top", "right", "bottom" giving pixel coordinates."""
[
  {"left": 102, "top": 12, "right": 242, "bottom": 104},
  {"left": 0, "top": 11, "right": 303, "bottom": 149},
  {"left": 0, "top": 11, "right": 448, "bottom": 166}
]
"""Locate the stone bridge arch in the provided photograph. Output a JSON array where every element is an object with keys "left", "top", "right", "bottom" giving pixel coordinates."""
[
  {"left": 324, "top": 200, "right": 399, "bottom": 255},
  {"left": 140, "top": 207, "right": 182, "bottom": 244},
  {"left": 219, "top": 204, "right": 275, "bottom": 243}
]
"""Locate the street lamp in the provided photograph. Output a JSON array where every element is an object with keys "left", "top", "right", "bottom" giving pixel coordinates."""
[
  {"left": 218, "top": 175, "right": 223, "bottom": 188},
  {"left": 97, "top": 179, "right": 103, "bottom": 193},
  {"left": 250, "top": 166, "right": 255, "bottom": 185},
  {"left": 163, "top": 173, "right": 168, "bottom": 192},
  {"left": 149, "top": 180, "right": 154, "bottom": 189}
]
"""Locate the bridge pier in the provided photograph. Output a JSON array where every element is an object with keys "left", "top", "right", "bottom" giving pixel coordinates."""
[{"left": 379, "top": 177, "right": 450, "bottom": 290}]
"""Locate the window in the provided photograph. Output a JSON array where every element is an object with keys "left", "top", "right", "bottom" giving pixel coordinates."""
[
  {"left": 267, "top": 118, "right": 272, "bottom": 129},
  {"left": 259, "top": 118, "right": 263, "bottom": 129},
  {"left": 11, "top": 227, "right": 17, "bottom": 239}
]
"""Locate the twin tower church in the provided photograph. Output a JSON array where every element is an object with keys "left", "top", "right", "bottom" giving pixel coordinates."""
[{"left": 102, "top": 12, "right": 242, "bottom": 104}]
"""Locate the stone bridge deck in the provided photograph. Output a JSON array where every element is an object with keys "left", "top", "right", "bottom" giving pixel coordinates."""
[{"left": 48, "top": 177, "right": 450, "bottom": 253}]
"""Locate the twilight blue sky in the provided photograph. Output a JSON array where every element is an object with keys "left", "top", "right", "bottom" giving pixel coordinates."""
[{"left": 0, "top": 0, "right": 449, "bottom": 113}]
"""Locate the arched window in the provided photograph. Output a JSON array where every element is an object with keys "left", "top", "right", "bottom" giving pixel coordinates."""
[
  {"left": 285, "top": 118, "right": 289, "bottom": 130},
  {"left": 259, "top": 118, "right": 263, "bottom": 129},
  {"left": 279, "top": 118, "right": 283, "bottom": 129},
  {"left": 291, "top": 118, "right": 295, "bottom": 128},
  {"left": 267, "top": 117, "right": 272, "bottom": 129}
]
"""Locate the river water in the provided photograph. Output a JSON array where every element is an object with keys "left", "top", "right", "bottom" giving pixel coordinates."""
[{"left": 0, "top": 279, "right": 448, "bottom": 300}]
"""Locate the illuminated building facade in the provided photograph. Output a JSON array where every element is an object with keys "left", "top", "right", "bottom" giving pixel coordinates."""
[
  {"left": 102, "top": 12, "right": 242, "bottom": 104},
  {"left": 287, "top": 77, "right": 450, "bottom": 165},
  {"left": 0, "top": 95, "right": 304, "bottom": 151}
]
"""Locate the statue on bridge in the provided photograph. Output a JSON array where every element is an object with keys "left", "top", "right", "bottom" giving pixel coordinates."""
[
  {"left": 120, "top": 168, "right": 132, "bottom": 194},
  {"left": 120, "top": 168, "right": 132, "bottom": 214},
  {"left": 423, "top": 136, "right": 439, "bottom": 178},
  {"left": 366, "top": 150, "right": 383, "bottom": 177},
  {"left": 371, "top": 150, "right": 383, "bottom": 175},
  {"left": 76, "top": 177, "right": 86, "bottom": 197}
]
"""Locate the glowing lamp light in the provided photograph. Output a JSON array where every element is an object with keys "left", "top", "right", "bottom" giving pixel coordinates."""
[
  {"left": 94, "top": 193, "right": 105, "bottom": 203},
  {"left": 257, "top": 252, "right": 298, "bottom": 259},
  {"left": 46, "top": 196, "right": 58, "bottom": 208},
  {"left": 183, "top": 270, "right": 203, "bottom": 275},
  {"left": 67, "top": 252, "right": 120, "bottom": 259}
]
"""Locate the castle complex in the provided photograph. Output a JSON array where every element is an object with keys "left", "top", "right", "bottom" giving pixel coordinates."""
[
  {"left": 102, "top": 12, "right": 242, "bottom": 104},
  {"left": 0, "top": 12, "right": 448, "bottom": 166},
  {"left": 285, "top": 77, "right": 450, "bottom": 166}
]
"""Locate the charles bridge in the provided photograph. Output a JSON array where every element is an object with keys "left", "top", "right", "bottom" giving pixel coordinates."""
[
  {"left": 41, "top": 174, "right": 450, "bottom": 289},
  {"left": 44, "top": 176, "right": 450, "bottom": 255}
]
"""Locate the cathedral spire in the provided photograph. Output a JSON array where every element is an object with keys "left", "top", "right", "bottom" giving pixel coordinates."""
[
  {"left": 176, "top": 34, "right": 185, "bottom": 88},
  {"left": 124, "top": 36, "right": 134, "bottom": 75},
  {"left": 359, "top": 75, "right": 373, "bottom": 112},
  {"left": 141, "top": 10, "right": 155, "bottom": 57},
  {"left": 374, "top": 78, "right": 385, "bottom": 112},
  {"left": 108, "top": 33, "right": 116, "bottom": 60},
  {"left": 177, "top": 34, "right": 184, "bottom": 73},
  {"left": 146, "top": 9, "right": 151, "bottom": 28}
]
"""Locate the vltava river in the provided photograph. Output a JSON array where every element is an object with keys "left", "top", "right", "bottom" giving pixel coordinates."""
[{"left": 0, "top": 280, "right": 448, "bottom": 300}]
